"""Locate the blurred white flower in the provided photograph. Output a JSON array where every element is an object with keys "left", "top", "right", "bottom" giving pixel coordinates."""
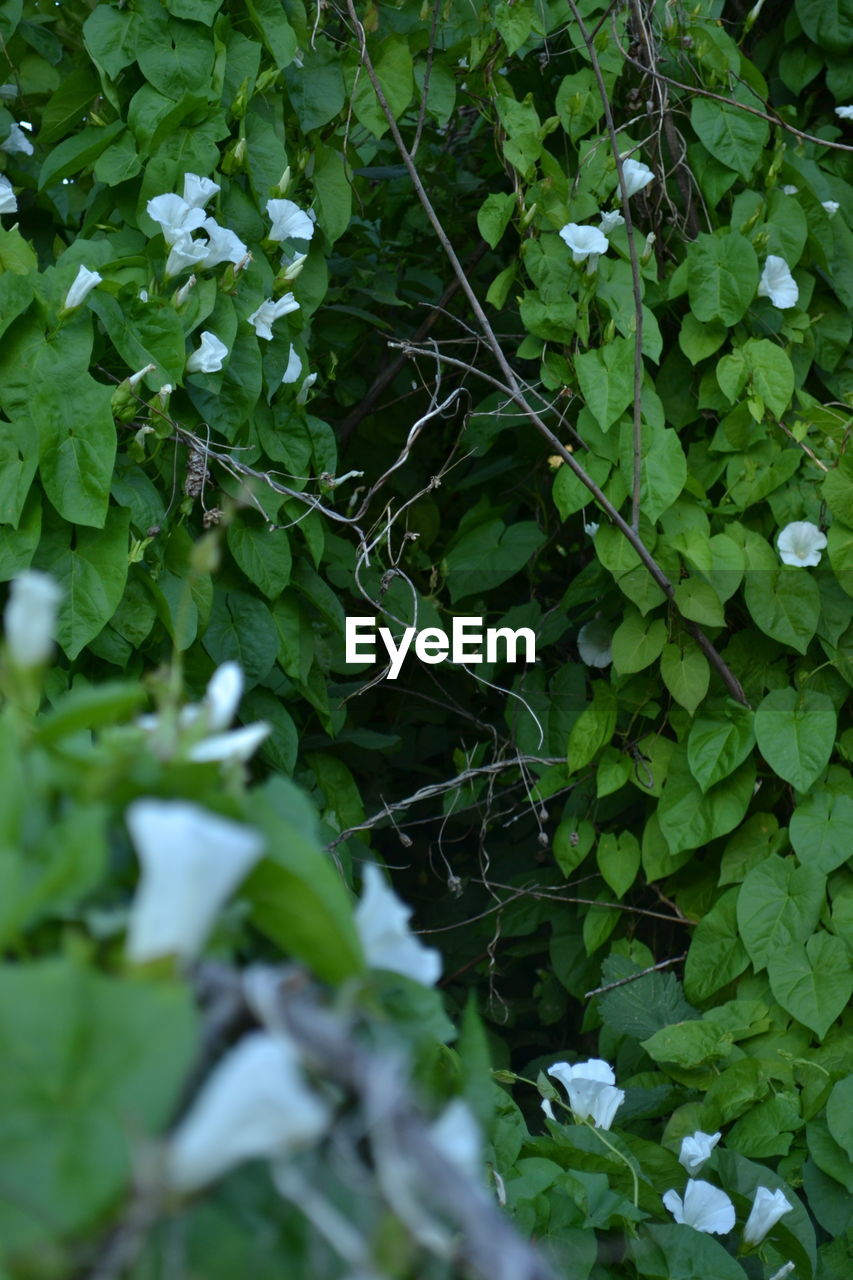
[
  {"left": 147, "top": 193, "right": 207, "bottom": 245},
  {"left": 4, "top": 570, "right": 62, "bottom": 668},
  {"left": 183, "top": 172, "right": 220, "bottom": 208},
  {"left": 621, "top": 158, "right": 654, "bottom": 197},
  {"left": 768, "top": 1264, "right": 795, "bottom": 1280},
  {"left": 781, "top": 185, "right": 799, "bottom": 195},
  {"left": 777, "top": 521, "right": 826, "bottom": 567},
  {"left": 165, "top": 233, "right": 209, "bottom": 277},
  {"left": 663, "top": 1180, "right": 735, "bottom": 1234},
  {"left": 165, "top": 1031, "right": 329, "bottom": 1193},
  {"left": 248, "top": 293, "right": 300, "bottom": 339},
  {"left": 64, "top": 265, "right": 102, "bottom": 310},
  {"left": 757, "top": 255, "right": 798, "bottom": 308},
  {"left": 743, "top": 1186, "right": 793, "bottom": 1245},
  {"left": 559, "top": 222, "right": 608, "bottom": 265},
  {"left": 577, "top": 619, "right": 612, "bottom": 667},
  {"left": 125, "top": 798, "right": 264, "bottom": 963},
  {"left": 187, "top": 330, "right": 228, "bottom": 374},
  {"left": 188, "top": 722, "right": 271, "bottom": 764},
  {"left": 0, "top": 174, "right": 16, "bottom": 213},
  {"left": 547, "top": 1059, "right": 624, "bottom": 1130},
  {"left": 430, "top": 1100, "right": 482, "bottom": 1184},
  {"left": 3, "top": 122, "right": 33, "bottom": 155},
  {"left": 584, "top": 521, "right": 599, "bottom": 537},
  {"left": 139, "top": 288, "right": 149, "bottom": 302},
  {"left": 267, "top": 198, "right": 315, "bottom": 242},
  {"left": 599, "top": 210, "right": 624, "bottom": 234},
  {"left": 281, "top": 344, "right": 303, "bottom": 384},
  {"left": 678, "top": 1130, "right": 721, "bottom": 1175},
  {"left": 822, "top": 200, "right": 840, "bottom": 216},
  {"left": 203, "top": 661, "right": 244, "bottom": 730},
  {"left": 834, "top": 105, "right": 853, "bottom": 120},
  {"left": 199, "top": 217, "right": 248, "bottom": 268},
  {"left": 355, "top": 863, "right": 442, "bottom": 985}
]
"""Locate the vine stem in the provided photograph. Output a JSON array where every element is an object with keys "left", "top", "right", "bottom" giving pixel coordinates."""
[{"left": 343, "top": 0, "right": 749, "bottom": 708}]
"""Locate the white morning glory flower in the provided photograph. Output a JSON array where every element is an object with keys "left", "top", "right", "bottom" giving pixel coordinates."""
[
  {"left": 146, "top": 193, "right": 207, "bottom": 245},
  {"left": 63, "top": 264, "right": 102, "bottom": 310},
  {"left": 281, "top": 344, "right": 303, "bottom": 384},
  {"left": 203, "top": 661, "right": 244, "bottom": 730},
  {"left": 182, "top": 172, "right": 220, "bottom": 208},
  {"left": 125, "top": 798, "right": 265, "bottom": 964},
  {"left": 3, "top": 122, "right": 33, "bottom": 155},
  {"left": 127, "top": 363, "right": 155, "bottom": 389},
  {"left": 663, "top": 1180, "right": 736, "bottom": 1235},
  {"left": 266, "top": 198, "right": 315, "bottom": 242},
  {"left": 834, "top": 105, "right": 853, "bottom": 120},
  {"left": 599, "top": 210, "right": 625, "bottom": 233},
  {"left": 558, "top": 222, "right": 609, "bottom": 265},
  {"left": 355, "top": 863, "right": 442, "bottom": 985},
  {"left": 584, "top": 521, "right": 599, "bottom": 537},
  {"left": 781, "top": 185, "right": 799, "bottom": 195},
  {"left": 199, "top": 217, "right": 248, "bottom": 269},
  {"left": 0, "top": 174, "right": 17, "bottom": 213},
  {"left": 541, "top": 1098, "right": 556, "bottom": 1121},
  {"left": 165, "top": 232, "right": 210, "bottom": 278},
  {"left": 822, "top": 200, "right": 840, "bottom": 216},
  {"left": 768, "top": 1264, "right": 795, "bottom": 1280},
  {"left": 174, "top": 274, "right": 196, "bottom": 307},
  {"left": 188, "top": 722, "right": 271, "bottom": 764},
  {"left": 3, "top": 570, "right": 62, "bottom": 668},
  {"left": 430, "top": 1099, "right": 483, "bottom": 1184},
  {"left": 186, "top": 330, "right": 228, "bottom": 374},
  {"left": 577, "top": 618, "right": 612, "bottom": 667},
  {"left": 547, "top": 1059, "right": 624, "bottom": 1130},
  {"left": 678, "top": 1130, "right": 721, "bottom": 1176},
  {"left": 281, "top": 250, "right": 308, "bottom": 281},
  {"left": 757, "top": 255, "right": 798, "bottom": 309},
  {"left": 743, "top": 1186, "right": 793, "bottom": 1246},
  {"left": 777, "top": 521, "right": 826, "bottom": 567},
  {"left": 620, "top": 157, "right": 654, "bottom": 197},
  {"left": 165, "top": 1031, "right": 329, "bottom": 1193},
  {"left": 247, "top": 293, "right": 300, "bottom": 340}
]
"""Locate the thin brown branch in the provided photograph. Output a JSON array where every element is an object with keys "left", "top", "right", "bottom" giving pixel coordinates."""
[{"left": 584, "top": 953, "right": 688, "bottom": 999}]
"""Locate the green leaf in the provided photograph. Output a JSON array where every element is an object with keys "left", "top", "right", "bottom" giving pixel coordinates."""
[
  {"left": 619, "top": 422, "right": 686, "bottom": 522},
  {"left": 202, "top": 590, "right": 278, "bottom": 688},
  {"left": 596, "top": 831, "right": 640, "bottom": 898},
  {"left": 823, "top": 456, "right": 853, "bottom": 528},
  {"left": 641, "top": 1021, "right": 730, "bottom": 1070},
  {"left": 351, "top": 35, "right": 414, "bottom": 138},
  {"left": 658, "top": 750, "right": 754, "bottom": 855},
  {"left": 754, "top": 687, "right": 836, "bottom": 792},
  {"left": 136, "top": 16, "right": 215, "bottom": 99},
  {"left": 684, "top": 887, "right": 750, "bottom": 1003},
  {"left": 745, "top": 566, "right": 820, "bottom": 653},
  {"left": 285, "top": 37, "right": 345, "bottom": 132},
  {"left": 673, "top": 577, "right": 725, "bottom": 626},
  {"left": 246, "top": 0, "right": 297, "bottom": 67},
  {"left": 737, "top": 854, "right": 825, "bottom": 972},
  {"left": 795, "top": 0, "right": 853, "bottom": 52},
  {"left": 555, "top": 69, "right": 603, "bottom": 142},
  {"left": 567, "top": 681, "right": 617, "bottom": 773},
  {"left": 552, "top": 452, "right": 610, "bottom": 519},
  {"left": 691, "top": 90, "right": 769, "bottom": 180},
  {"left": 477, "top": 192, "right": 516, "bottom": 250},
  {"left": 597, "top": 955, "right": 696, "bottom": 1041},
  {"left": 82, "top": 6, "right": 137, "bottom": 80},
  {"left": 243, "top": 779, "right": 364, "bottom": 984},
  {"left": 0, "top": 416, "right": 38, "bottom": 529},
  {"left": 575, "top": 337, "right": 634, "bottom": 430},
  {"left": 686, "top": 701, "right": 755, "bottom": 793},
  {"left": 686, "top": 231, "right": 759, "bottom": 326},
  {"left": 660, "top": 640, "right": 709, "bottom": 716},
  {"left": 790, "top": 791, "right": 853, "bottom": 874},
  {"left": 311, "top": 143, "right": 352, "bottom": 243},
  {"left": 715, "top": 1149, "right": 816, "bottom": 1278},
  {"left": 446, "top": 519, "right": 545, "bottom": 602},
  {"left": 743, "top": 338, "right": 795, "bottom": 418},
  {"left": 227, "top": 519, "right": 292, "bottom": 599},
  {"left": 552, "top": 818, "right": 595, "bottom": 877},
  {"left": 90, "top": 294, "right": 187, "bottom": 387},
  {"left": 633, "top": 1223, "right": 748, "bottom": 1280},
  {"left": 769, "top": 931, "right": 853, "bottom": 1039},
  {"left": 37, "top": 683, "right": 147, "bottom": 744},
  {"left": 678, "top": 313, "right": 726, "bottom": 365},
  {"left": 38, "top": 120, "right": 124, "bottom": 189},
  {"left": 611, "top": 610, "right": 666, "bottom": 675},
  {"left": 33, "top": 370, "right": 115, "bottom": 529},
  {"left": 33, "top": 507, "right": 131, "bottom": 660},
  {"left": 167, "top": 0, "right": 223, "bottom": 22},
  {"left": 826, "top": 1076, "right": 853, "bottom": 1161},
  {"left": 495, "top": 0, "right": 533, "bottom": 55}
]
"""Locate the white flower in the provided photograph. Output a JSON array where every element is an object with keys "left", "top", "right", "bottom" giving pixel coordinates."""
[
  {"left": 757, "top": 255, "right": 798, "bottom": 309},
  {"left": 63, "top": 265, "right": 102, "bottom": 310},
  {"left": 0, "top": 174, "right": 17, "bottom": 213},
  {"left": 541, "top": 1098, "right": 556, "bottom": 1121},
  {"left": 743, "top": 1186, "right": 793, "bottom": 1246},
  {"left": 296, "top": 371, "right": 317, "bottom": 405},
  {"left": 183, "top": 172, "right": 220, "bottom": 208},
  {"left": 139, "top": 288, "right": 149, "bottom": 302},
  {"left": 834, "top": 105, "right": 853, "bottom": 120},
  {"left": 3, "top": 122, "right": 33, "bottom": 155},
  {"left": 577, "top": 619, "right": 612, "bottom": 667},
  {"left": 547, "top": 1059, "right": 624, "bottom": 1130},
  {"left": 281, "top": 250, "right": 308, "bottom": 280},
  {"left": 768, "top": 1265, "right": 795, "bottom": 1280},
  {"left": 663, "top": 1179, "right": 736, "bottom": 1235},
  {"left": 584, "top": 521, "right": 599, "bottom": 537},
  {"left": 165, "top": 233, "right": 209, "bottom": 278},
  {"left": 146, "top": 193, "right": 207, "bottom": 245},
  {"left": 203, "top": 661, "right": 243, "bottom": 730},
  {"left": 4, "top": 570, "right": 62, "bottom": 668},
  {"left": 355, "top": 863, "right": 442, "bottom": 985},
  {"left": 188, "top": 722, "right": 271, "bottom": 764},
  {"left": 247, "top": 293, "right": 300, "bottom": 340},
  {"left": 281, "top": 345, "right": 303, "bottom": 384},
  {"left": 165, "top": 1031, "right": 329, "bottom": 1193},
  {"left": 430, "top": 1100, "right": 482, "bottom": 1184},
  {"left": 781, "top": 185, "right": 799, "bottom": 195},
  {"left": 599, "top": 210, "right": 625, "bottom": 234},
  {"left": 266, "top": 198, "right": 315, "bottom": 242},
  {"left": 125, "top": 798, "right": 264, "bottom": 963},
  {"left": 174, "top": 274, "right": 196, "bottom": 306},
  {"left": 198, "top": 217, "right": 248, "bottom": 269},
  {"left": 186, "top": 330, "right": 228, "bottom": 374},
  {"left": 822, "top": 200, "right": 840, "bottom": 216},
  {"left": 621, "top": 158, "right": 654, "bottom": 198},
  {"left": 777, "top": 520, "right": 826, "bottom": 567},
  {"left": 678, "top": 1130, "right": 721, "bottom": 1175},
  {"left": 558, "top": 222, "right": 609, "bottom": 264},
  {"left": 128, "top": 363, "right": 155, "bottom": 389}
]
